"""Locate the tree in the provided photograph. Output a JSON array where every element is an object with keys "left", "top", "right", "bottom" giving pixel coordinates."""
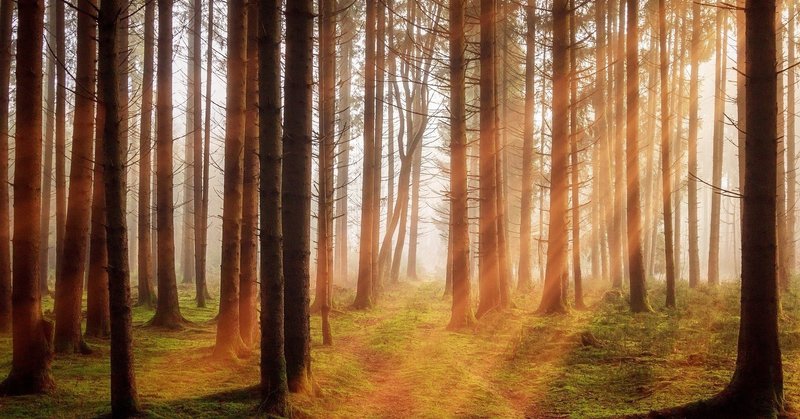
[
  {"left": 149, "top": 0, "right": 187, "bottom": 328},
  {"left": 0, "top": 0, "right": 12, "bottom": 334},
  {"left": 53, "top": 0, "right": 66, "bottom": 297},
  {"left": 611, "top": 0, "right": 626, "bottom": 289},
  {"left": 707, "top": 4, "right": 727, "bottom": 287},
  {"left": 137, "top": 0, "right": 156, "bottom": 308},
  {"left": 240, "top": 0, "right": 259, "bottom": 348},
  {"left": 625, "top": 0, "right": 650, "bottom": 313},
  {"left": 0, "top": 0, "right": 56, "bottom": 395},
  {"left": 39, "top": 0, "right": 56, "bottom": 295},
  {"left": 54, "top": 0, "right": 97, "bottom": 354},
  {"left": 518, "top": 2, "right": 536, "bottom": 293},
  {"left": 196, "top": 0, "right": 214, "bottom": 308},
  {"left": 334, "top": 0, "right": 354, "bottom": 286},
  {"left": 353, "top": 0, "right": 376, "bottom": 309},
  {"left": 569, "top": 0, "right": 584, "bottom": 309},
  {"left": 97, "top": 0, "right": 141, "bottom": 413},
  {"left": 283, "top": 0, "right": 314, "bottom": 392},
  {"left": 214, "top": 0, "right": 248, "bottom": 359},
  {"left": 476, "top": 0, "right": 501, "bottom": 318},
  {"left": 181, "top": 0, "right": 198, "bottom": 287},
  {"left": 687, "top": 0, "right": 700, "bottom": 288},
  {"left": 649, "top": 1, "right": 785, "bottom": 415},
  {"left": 447, "top": 0, "right": 475, "bottom": 329},
  {"left": 659, "top": 0, "right": 676, "bottom": 308},
  {"left": 259, "top": 0, "right": 289, "bottom": 410},
  {"left": 537, "top": 0, "right": 568, "bottom": 314}
]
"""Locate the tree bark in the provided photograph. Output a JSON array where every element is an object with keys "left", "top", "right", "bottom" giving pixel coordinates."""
[
  {"left": 518, "top": 2, "right": 536, "bottom": 293},
  {"left": 137, "top": 0, "right": 156, "bottom": 308},
  {"left": 708, "top": 4, "right": 727, "bottom": 287},
  {"left": 0, "top": 0, "right": 12, "bottom": 334},
  {"left": 569, "top": 1, "right": 583, "bottom": 309},
  {"left": 659, "top": 0, "right": 676, "bottom": 308},
  {"left": 687, "top": 0, "right": 701, "bottom": 288},
  {"left": 0, "top": 0, "right": 55, "bottom": 395},
  {"left": 283, "top": 0, "right": 314, "bottom": 393}
]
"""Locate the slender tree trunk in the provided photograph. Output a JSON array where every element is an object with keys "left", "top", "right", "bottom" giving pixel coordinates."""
[
  {"left": 214, "top": 0, "right": 247, "bottom": 359},
  {"left": 54, "top": 0, "right": 66, "bottom": 298},
  {"left": 259, "top": 0, "right": 289, "bottom": 413},
  {"left": 0, "top": 0, "right": 55, "bottom": 395},
  {"left": 372, "top": 0, "right": 385, "bottom": 297},
  {"left": 239, "top": 0, "right": 259, "bottom": 348},
  {"left": 98, "top": 0, "right": 141, "bottom": 413},
  {"left": 40, "top": 0, "right": 56, "bottom": 295},
  {"left": 181, "top": 0, "right": 197, "bottom": 286},
  {"left": 659, "top": 0, "right": 676, "bottom": 308},
  {"left": 283, "top": 0, "right": 314, "bottom": 393},
  {"left": 776, "top": 0, "right": 791, "bottom": 292},
  {"left": 54, "top": 0, "right": 96, "bottom": 353},
  {"left": 687, "top": 0, "right": 701, "bottom": 288},
  {"left": 595, "top": 0, "right": 610, "bottom": 284},
  {"left": 737, "top": 0, "right": 746, "bottom": 218},
  {"left": 197, "top": 0, "right": 214, "bottom": 307},
  {"left": 137, "top": 0, "right": 156, "bottom": 308},
  {"left": 569, "top": 1, "right": 583, "bottom": 309},
  {"left": 476, "top": 0, "right": 501, "bottom": 318},
  {"left": 610, "top": 0, "right": 626, "bottom": 289},
  {"left": 537, "top": 0, "right": 568, "bottom": 314},
  {"left": 786, "top": 0, "right": 796, "bottom": 277},
  {"left": 353, "top": 0, "right": 376, "bottom": 309},
  {"left": 0, "top": 0, "right": 13, "bottom": 334},
  {"left": 518, "top": 3, "right": 535, "bottom": 293},
  {"left": 626, "top": 0, "right": 650, "bottom": 313},
  {"left": 708, "top": 5, "right": 727, "bottom": 287},
  {"left": 448, "top": 0, "right": 475, "bottom": 329},
  {"left": 148, "top": 0, "right": 187, "bottom": 329},
  {"left": 334, "top": 3, "right": 353, "bottom": 285}
]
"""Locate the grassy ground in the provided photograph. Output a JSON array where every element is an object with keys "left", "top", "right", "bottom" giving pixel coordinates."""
[{"left": 0, "top": 279, "right": 798, "bottom": 418}]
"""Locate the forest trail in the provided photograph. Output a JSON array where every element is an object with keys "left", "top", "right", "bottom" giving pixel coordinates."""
[{"left": 3, "top": 281, "right": 800, "bottom": 418}]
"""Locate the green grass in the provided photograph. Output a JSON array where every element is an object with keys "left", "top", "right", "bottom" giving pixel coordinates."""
[{"left": 1, "top": 279, "right": 799, "bottom": 418}]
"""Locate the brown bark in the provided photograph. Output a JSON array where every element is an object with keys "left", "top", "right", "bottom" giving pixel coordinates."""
[
  {"left": 54, "top": 0, "right": 66, "bottom": 298},
  {"left": 181, "top": 0, "right": 198, "bottom": 286},
  {"left": 148, "top": 0, "right": 187, "bottom": 329},
  {"left": 197, "top": 0, "right": 214, "bottom": 307},
  {"left": 518, "top": 2, "right": 535, "bottom": 293},
  {"left": 569, "top": 1, "right": 583, "bottom": 309},
  {"left": 54, "top": 0, "right": 96, "bottom": 353},
  {"left": 137, "top": 0, "right": 156, "bottom": 308},
  {"left": 214, "top": 0, "right": 247, "bottom": 359},
  {"left": 283, "top": 0, "right": 314, "bottom": 393},
  {"left": 610, "top": 0, "right": 626, "bottom": 289},
  {"left": 372, "top": 0, "right": 385, "bottom": 297},
  {"left": 334, "top": 3, "right": 353, "bottom": 285},
  {"left": 40, "top": 0, "right": 56, "bottom": 294},
  {"left": 0, "top": 0, "right": 55, "bottom": 395},
  {"left": 239, "top": 0, "right": 258, "bottom": 348},
  {"left": 98, "top": 0, "right": 141, "bottom": 413},
  {"left": 708, "top": 5, "right": 727, "bottom": 287},
  {"left": 687, "top": 0, "right": 700, "bottom": 288},
  {"left": 353, "top": 0, "right": 376, "bottom": 309},
  {"left": 258, "top": 0, "right": 289, "bottom": 413},
  {"left": 788, "top": 0, "right": 796, "bottom": 275},
  {"left": 0, "top": 0, "right": 12, "bottom": 334},
  {"left": 659, "top": 0, "right": 676, "bottom": 308}
]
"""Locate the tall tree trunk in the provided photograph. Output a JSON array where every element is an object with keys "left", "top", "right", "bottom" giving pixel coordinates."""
[
  {"left": 181, "top": 0, "right": 197, "bottom": 286},
  {"left": 353, "top": 0, "right": 376, "bottom": 309},
  {"left": 0, "top": 0, "right": 12, "bottom": 333},
  {"left": 776, "top": 0, "right": 790, "bottom": 291},
  {"left": 0, "top": 0, "right": 55, "bottom": 395},
  {"left": 625, "top": 0, "right": 650, "bottom": 313},
  {"left": 86, "top": 60, "right": 111, "bottom": 339},
  {"left": 569, "top": 1, "right": 583, "bottom": 309},
  {"left": 448, "top": 0, "right": 475, "bottom": 329},
  {"left": 54, "top": 0, "right": 66, "bottom": 299},
  {"left": 687, "top": 0, "right": 701, "bottom": 288},
  {"left": 537, "top": 0, "right": 568, "bottom": 314},
  {"left": 737, "top": 0, "right": 746, "bottom": 216},
  {"left": 708, "top": 5, "right": 727, "bottom": 287},
  {"left": 372, "top": 0, "right": 385, "bottom": 297},
  {"left": 214, "top": 0, "right": 247, "bottom": 359},
  {"left": 334, "top": 2, "right": 353, "bottom": 285},
  {"left": 197, "top": 0, "right": 214, "bottom": 307},
  {"left": 98, "top": 0, "right": 141, "bottom": 414},
  {"left": 239, "top": 0, "right": 259, "bottom": 348},
  {"left": 659, "top": 0, "right": 676, "bottom": 308},
  {"left": 54, "top": 0, "right": 96, "bottom": 353},
  {"left": 283, "top": 0, "right": 314, "bottom": 393},
  {"left": 259, "top": 0, "right": 289, "bottom": 413},
  {"left": 137, "top": 0, "right": 156, "bottom": 308},
  {"left": 476, "top": 0, "right": 501, "bottom": 318},
  {"left": 610, "top": 0, "right": 626, "bottom": 289},
  {"left": 789, "top": 0, "right": 797, "bottom": 275},
  {"left": 148, "top": 0, "right": 187, "bottom": 328},
  {"left": 40, "top": 0, "right": 56, "bottom": 295},
  {"left": 517, "top": 2, "right": 536, "bottom": 293}
]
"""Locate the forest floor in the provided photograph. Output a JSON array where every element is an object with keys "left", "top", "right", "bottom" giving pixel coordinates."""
[{"left": 1, "top": 279, "right": 800, "bottom": 418}]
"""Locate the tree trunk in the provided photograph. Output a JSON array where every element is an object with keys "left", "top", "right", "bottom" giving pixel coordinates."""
[
  {"left": 40, "top": 0, "right": 56, "bottom": 295},
  {"left": 334, "top": 2, "right": 353, "bottom": 286},
  {"left": 137, "top": 0, "right": 156, "bottom": 308},
  {"left": 687, "top": 0, "right": 701, "bottom": 288},
  {"left": 625, "top": 0, "right": 650, "bottom": 313},
  {"left": 476, "top": 0, "right": 501, "bottom": 318},
  {"left": 214, "top": 0, "right": 247, "bottom": 359},
  {"left": 372, "top": 0, "right": 385, "bottom": 297},
  {"left": 537, "top": 0, "right": 568, "bottom": 314},
  {"left": 610, "top": 0, "right": 626, "bottom": 289},
  {"left": 54, "top": 0, "right": 66, "bottom": 299},
  {"left": 518, "top": 3, "right": 535, "bottom": 293},
  {"left": 569, "top": 1, "right": 584, "bottom": 309},
  {"left": 239, "top": 0, "right": 259, "bottom": 348},
  {"left": 197, "top": 0, "right": 214, "bottom": 307},
  {"left": 97, "top": 0, "right": 141, "bottom": 413},
  {"left": 708, "top": 5, "right": 727, "bottom": 287},
  {"left": 353, "top": 0, "right": 376, "bottom": 309},
  {"left": 0, "top": 0, "right": 55, "bottom": 395},
  {"left": 788, "top": 0, "right": 797, "bottom": 275},
  {"left": 0, "top": 0, "right": 12, "bottom": 334},
  {"left": 258, "top": 0, "right": 289, "bottom": 413},
  {"left": 148, "top": 0, "right": 187, "bottom": 329},
  {"left": 54, "top": 0, "right": 96, "bottom": 353},
  {"left": 283, "top": 0, "right": 314, "bottom": 393},
  {"left": 659, "top": 0, "right": 676, "bottom": 308},
  {"left": 181, "top": 0, "right": 197, "bottom": 286},
  {"left": 448, "top": 0, "right": 475, "bottom": 329}
]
